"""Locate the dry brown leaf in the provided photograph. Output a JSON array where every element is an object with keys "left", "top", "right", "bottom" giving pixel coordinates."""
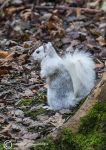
[
  {"left": 0, "top": 50, "right": 9, "bottom": 58},
  {"left": 5, "top": 6, "right": 18, "bottom": 15},
  {"left": 0, "top": 124, "right": 12, "bottom": 136},
  {"left": 47, "top": 20, "right": 56, "bottom": 31},
  {"left": 5, "top": 52, "right": 14, "bottom": 61},
  {"left": 0, "top": 66, "right": 12, "bottom": 75},
  {"left": 18, "top": 54, "right": 28, "bottom": 65},
  {"left": 5, "top": 6, "right": 25, "bottom": 15},
  {"left": 96, "top": 63, "right": 104, "bottom": 69},
  {"left": 20, "top": 9, "right": 32, "bottom": 21},
  {"left": 47, "top": 15, "right": 65, "bottom": 38},
  {"left": 97, "top": 36, "right": 106, "bottom": 46}
]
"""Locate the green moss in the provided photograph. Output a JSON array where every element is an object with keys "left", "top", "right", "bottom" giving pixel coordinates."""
[
  {"left": 63, "top": 101, "right": 106, "bottom": 150},
  {"left": 32, "top": 101, "right": 106, "bottom": 150},
  {"left": 32, "top": 129, "right": 79, "bottom": 150},
  {"left": 16, "top": 91, "right": 47, "bottom": 108},
  {"left": 75, "top": 131, "right": 105, "bottom": 150},
  {"left": 17, "top": 92, "right": 54, "bottom": 120},
  {"left": 34, "top": 138, "right": 56, "bottom": 150},
  {"left": 58, "top": 128, "right": 80, "bottom": 150},
  {"left": 24, "top": 108, "right": 48, "bottom": 119},
  {"left": 75, "top": 101, "right": 106, "bottom": 150},
  {"left": 0, "top": 144, "right": 4, "bottom": 150},
  {"left": 34, "top": 91, "right": 47, "bottom": 104},
  {"left": 79, "top": 101, "right": 106, "bottom": 134},
  {"left": 16, "top": 98, "right": 33, "bottom": 107}
]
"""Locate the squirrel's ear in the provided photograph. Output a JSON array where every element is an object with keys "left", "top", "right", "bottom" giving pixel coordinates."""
[
  {"left": 48, "top": 42, "right": 52, "bottom": 47},
  {"left": 43, "top": 43, "right": 47, "bottom": 53}
]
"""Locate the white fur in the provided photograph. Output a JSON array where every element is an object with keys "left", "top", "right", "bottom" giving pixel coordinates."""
[
  {"left": 31, "top": 42, "right": 95, "bottom": 110},
  {"left": 63, "top": 51, "right": 95, "bottom": 99}
]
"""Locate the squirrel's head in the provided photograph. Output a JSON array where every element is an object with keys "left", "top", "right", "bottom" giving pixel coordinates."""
[{"left": 31, "top": 42, "right": 56, "bottom": 62}]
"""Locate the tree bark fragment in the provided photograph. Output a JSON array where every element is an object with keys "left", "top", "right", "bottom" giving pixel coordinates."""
[{"left": 34, "top": 5, "right": 106, "bottom": 15}]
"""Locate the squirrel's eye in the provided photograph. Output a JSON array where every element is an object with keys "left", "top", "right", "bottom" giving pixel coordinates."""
[{"left": 36, "top": 50, "right": 40, "bottom": 54}]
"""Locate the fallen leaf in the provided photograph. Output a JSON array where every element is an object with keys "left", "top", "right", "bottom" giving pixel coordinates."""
[
  {"left": 0, "top": 50, "right": 9, "bottom": 58},
  {"left": 5, "top": 6, "right": 25, "bottom": 15},
  {"left": 0, "top": 124, "right": 12, "bottom": 136},
  {"left": 49, "top": 113, "right": 65, "bottom": 128},
  {"left": 97, "top": 36, "right": 106, "bottom": 46},
  {"left": 18, "top": 54, "right": 28, "bottom": 65},
  {"left": 96, "top": 63, "right": 104, "bottom": 69},
  {"left": 47, "top": 15, "right": 65, "bottom": 38},
  {"left": 20, "top": 9, "right": 32, "bottom": 21},
  {"left": 0, "top": 65, "right": 12, "bottom": 75},
  {"left": 22, "top": 133, "right": 39, "bottom": 140},
  {"left": 16, "top": 139, "right": 34, "bottom": 150}
]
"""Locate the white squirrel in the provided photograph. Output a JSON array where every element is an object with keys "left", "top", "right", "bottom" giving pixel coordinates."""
[{"left": 31, "top": 42, "right": 95, "bottom": 110}]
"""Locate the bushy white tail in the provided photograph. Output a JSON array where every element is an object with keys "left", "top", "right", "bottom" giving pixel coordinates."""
[{"left": 63, "top": 51, "right": 95, "bottom": 99}]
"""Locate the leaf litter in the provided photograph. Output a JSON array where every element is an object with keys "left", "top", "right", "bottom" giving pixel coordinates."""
[{"left": 0, "top": 0, "right": 106, "bottom": 149}]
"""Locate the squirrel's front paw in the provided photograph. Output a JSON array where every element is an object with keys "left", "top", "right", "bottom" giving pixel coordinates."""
[
  {"left": 43, "top": 105, "right": 53, "bottom": 110},
  {"left": 40, "top": 70, "right": 46, "bottom": 78}
]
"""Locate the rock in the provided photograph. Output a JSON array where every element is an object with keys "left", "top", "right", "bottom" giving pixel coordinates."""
[
  {"left": 12, "top": 124, "right": 21, "bottom": 132},
  {"left": 23, "top": 118, "right": 34, "bottom": 126},
  {"left": 23, "top": 89, "right": 33, "bottom": 97},
  {"left": 22, "top": 133, "right": 39, "bottom": 140},
  {"left": 15, "top": 118, "right": 23, "bottom": 123},
  {"left": 0, "top": 39, "right": 7, "bottom": 48},
  {"left": 40, "top": 13, "right": 52, "bottom": 20},
  {"left": 6, "top": 40, "right": 17, "bottom": 46},
  {"left": 11, "top": 0, "right": 23, "bottom": 6},
  {"left": 11, "top": 109, "right": 24, "bottom": 118}
]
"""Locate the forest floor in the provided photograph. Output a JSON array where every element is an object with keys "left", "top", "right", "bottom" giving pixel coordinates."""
[{"left": 0, "top": 0, "right": 106, "bottom": 149}]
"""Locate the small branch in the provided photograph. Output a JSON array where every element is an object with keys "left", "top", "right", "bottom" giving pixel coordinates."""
[{"left": 34, "top": 5, "right": 106, "bottom": 15}]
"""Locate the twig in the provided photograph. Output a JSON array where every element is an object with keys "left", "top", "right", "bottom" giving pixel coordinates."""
[{"left": 34, "top": 5, "right": 106, "bottom": 15}]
